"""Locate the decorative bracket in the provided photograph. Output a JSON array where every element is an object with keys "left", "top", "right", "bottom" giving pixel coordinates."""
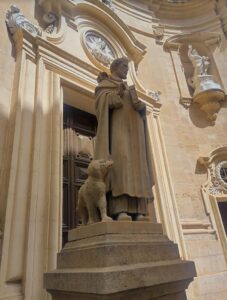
[
  {"left": 152, "top": 24, "right": 165, "bottom": 45},
  {"left": 6, "top": 5, "right": 41, "bottom": 37},
  {"left": 43, "top": 12, "right": 59, "bottom": 34}
]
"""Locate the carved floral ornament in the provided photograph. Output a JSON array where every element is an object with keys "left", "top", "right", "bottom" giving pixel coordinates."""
[
  {"left": 84, "top": 31, "right": 117, "bottom": 66},
  {"left": 199, "top": 147, "right": 227, "bottom": 195}
]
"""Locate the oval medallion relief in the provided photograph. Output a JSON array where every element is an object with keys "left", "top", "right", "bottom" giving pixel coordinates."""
[{"left": 84, "top": 31, "right": 116, "bottom": 66}]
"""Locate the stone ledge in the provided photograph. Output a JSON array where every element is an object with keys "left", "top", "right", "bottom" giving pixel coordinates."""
[
  {"left": 68, "top": 222, "right": 163, "bottom": 242},
  {"left": 58, "top": 242, "right": 179, "bottom": 268},
  {"left": 44, "top": 260, "right": 195, "bottom": 295}
]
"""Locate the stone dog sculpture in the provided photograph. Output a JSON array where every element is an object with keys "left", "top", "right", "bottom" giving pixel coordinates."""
[{"left": 77, "top": 159, "right": 113, "bottom": 225}]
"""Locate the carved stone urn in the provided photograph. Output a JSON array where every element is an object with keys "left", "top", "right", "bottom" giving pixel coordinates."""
[{"left": 193, "top": 75, "right": 225, "bottom": 123}]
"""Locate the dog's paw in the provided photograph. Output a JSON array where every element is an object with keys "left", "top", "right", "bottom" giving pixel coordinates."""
[{"left": 101, "top": 216, "right": 113, "bottom": 222}]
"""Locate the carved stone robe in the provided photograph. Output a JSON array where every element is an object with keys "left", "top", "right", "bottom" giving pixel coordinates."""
[{"left": 94, "top": 77, "right": 153, "bottom": 215}]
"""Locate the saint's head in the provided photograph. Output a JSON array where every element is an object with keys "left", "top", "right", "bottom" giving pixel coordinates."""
[{"left": 110, "top": 57, "right": 129, "bottom": 80}]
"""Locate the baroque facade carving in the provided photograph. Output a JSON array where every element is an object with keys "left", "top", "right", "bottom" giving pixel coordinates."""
[
  {"left": 152, "top": 24, "right": 165, "bottom": 44},
  {"left": 199, "top": 147, "right": 227, "bottom": 195},
  {"left": 147, "top": 90, "right": 161, "bottom": 102},
  {"left": 209, "top": 160, "right": 227, "bottom": 195},
  {"left": 101, "top": 0, "right": 115, "bottom": 11},
  {"left": 43, "top": 12, "right": 58, "bottom": 34},
  {"left": 6, "top": 5, "right": 41, "bottom": 36},
  {"left": 2, "top": 1, "right": 227, "bottom": 299},
  {"left": 164, "top": 32, "right": 225, "bottom": 123},
  {"left": 187, "top": 45, "right": 225, "bottom": 123},
  {"left": 85, "top": 31, "right": 116, "bottom": 66}
]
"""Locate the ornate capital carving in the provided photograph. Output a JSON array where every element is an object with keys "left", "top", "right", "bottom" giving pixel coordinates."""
[{"left": 6, "top": 5, "right": 41, "bottom": 37}]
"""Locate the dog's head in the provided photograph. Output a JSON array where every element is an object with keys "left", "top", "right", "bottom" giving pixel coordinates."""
[{"left": 87, "top": 159, "right": 113, "bottom": 178}]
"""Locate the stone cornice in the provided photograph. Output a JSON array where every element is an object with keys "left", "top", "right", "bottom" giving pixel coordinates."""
[
  {"left": 38, "top": 0, "right": 147, "bottom": 65},
  {"left": 11, "top": 28, "right": 161, "bottom": 112},
  {"left": 163, "top": 31, "right": 221, "bottom": 51},
  {"left": 148, "top": 0, "right": 216, "bottom": 20}
]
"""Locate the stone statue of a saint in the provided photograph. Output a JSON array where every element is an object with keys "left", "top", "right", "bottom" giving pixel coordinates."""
[
  {"left": 188, "top": 45, "right": 210, "bottom": 79},
  {"left": 187, "top": 45, "right": 225, "bottom": 122},
  {"left": 94, "top": 57, "right": 154, "bottom": 221}
]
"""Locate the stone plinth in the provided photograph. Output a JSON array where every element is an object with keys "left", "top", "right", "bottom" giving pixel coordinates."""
[
  {"left": 44, "top": 222, "right": 196, "bottom": 299},
  {"left": 192, "top": 75, "right": 225, "bottom": 122}
]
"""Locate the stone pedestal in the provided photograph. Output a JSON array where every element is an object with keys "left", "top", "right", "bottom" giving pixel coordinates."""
[
  {"left": 192, "top": 75, "right": 225, "bottom": 122},
  {"left": 44, "top": 222, "right": 196, "bottom": 300}
]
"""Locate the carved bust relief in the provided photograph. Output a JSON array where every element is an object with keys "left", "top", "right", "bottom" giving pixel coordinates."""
[{"left": 84, "top": 31, "right": 116, "bottom": 66}]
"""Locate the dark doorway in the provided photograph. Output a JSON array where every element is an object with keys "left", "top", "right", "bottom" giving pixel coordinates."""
[
  {"left": 218, "top": 202, "right": 227, "bottom": 235},
  {"left": 63, "top": 104, "right": 97, "bottom": 245}
]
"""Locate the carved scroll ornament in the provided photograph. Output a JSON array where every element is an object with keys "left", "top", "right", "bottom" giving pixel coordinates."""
[{"left": 6, "top": 5, "right": 41, "bottom": 36}]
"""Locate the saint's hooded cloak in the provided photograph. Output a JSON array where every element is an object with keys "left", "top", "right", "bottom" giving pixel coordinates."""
[{"left": 94, "top": 77, "right": 154, "bottom": 206}]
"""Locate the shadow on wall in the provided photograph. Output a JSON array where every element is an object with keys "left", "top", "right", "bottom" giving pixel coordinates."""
[
  {"left": 188, "top": 96, "right": 227, "bottom": 128},
  {"left": 189, "top": 102, "right": 214, "bottom": 128}
]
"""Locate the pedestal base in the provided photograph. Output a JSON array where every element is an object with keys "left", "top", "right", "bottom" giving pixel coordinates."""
[{"left": 44, "top": 222, "right": 196, "bottom": 299}]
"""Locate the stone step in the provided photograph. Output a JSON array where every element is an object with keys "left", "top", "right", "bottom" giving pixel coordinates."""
[
  {"left": 68, "top": 222, "right": 163, "bottom": 242},
  {"left": 44, "top": 223, "right": 196, "bottom": 300},
  {"left": 44, "top": 259, "right": 195, "bottom": 298},
  {"left": 57, "top": 242, "right": 180, "bottom": 269},
  {"left": 64, "top": 232, "right": 169, "bottom": 249}
]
